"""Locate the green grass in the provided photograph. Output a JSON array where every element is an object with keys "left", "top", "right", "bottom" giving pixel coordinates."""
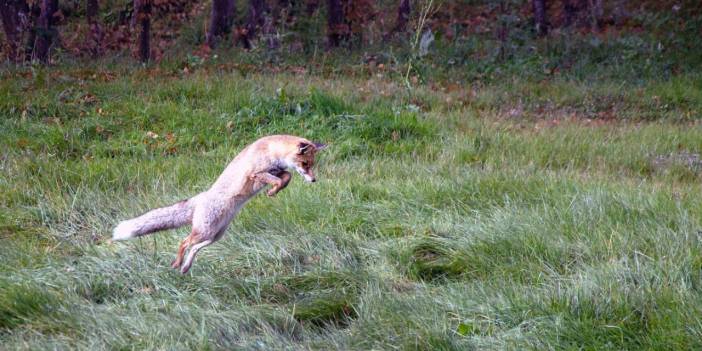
[{"left": 2, "top": 54, "right": 702, "bottom": 350}]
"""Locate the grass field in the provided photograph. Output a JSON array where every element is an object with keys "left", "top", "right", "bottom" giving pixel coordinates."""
[{"left": 2, "top": 55, "right": 702, "bottom": 350}]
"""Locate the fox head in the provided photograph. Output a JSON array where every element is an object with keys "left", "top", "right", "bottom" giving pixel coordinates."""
[{"left": 287, "top": 141, "right": 326, "bottom": 183}]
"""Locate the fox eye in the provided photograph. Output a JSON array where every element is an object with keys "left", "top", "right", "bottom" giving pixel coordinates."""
[{"left": 301, "top": 161, "right": 309, "bottom": 168}]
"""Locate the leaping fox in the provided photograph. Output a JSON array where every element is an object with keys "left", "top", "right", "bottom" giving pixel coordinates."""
[{"left": 112, "top": 135, "right": 326, "bottom": 273}]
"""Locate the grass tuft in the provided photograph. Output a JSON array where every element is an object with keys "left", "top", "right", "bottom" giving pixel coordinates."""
[
  {"left": 399, "top": 238, "right": 469, "bottom": 282},
  {"left": 0, "top": 281, "right": 63, "bottom": 330},
  {"left": 255, "top": 270, "right": 365, "bottom": 325}
]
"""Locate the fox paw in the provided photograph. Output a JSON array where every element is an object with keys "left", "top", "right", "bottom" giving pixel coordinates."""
[{"left": 267, "top": 189, "right": 278, "bottom": 197}]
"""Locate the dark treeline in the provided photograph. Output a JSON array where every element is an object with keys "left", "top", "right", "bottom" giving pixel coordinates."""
[{"left": 0, "top": 0, "right": 694, "bottom": 64}]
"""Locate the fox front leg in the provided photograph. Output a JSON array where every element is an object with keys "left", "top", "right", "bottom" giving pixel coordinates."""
[
  {"left": 269, "top": 170, "right": 292, "bottom": 196},
  {"left": 251, "top": 171, "right": 292, "bottom": 197}
]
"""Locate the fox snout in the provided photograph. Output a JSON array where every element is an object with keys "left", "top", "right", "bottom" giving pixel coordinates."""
[
  {"left": 293, "top": 166, "right": 316, "bottom": 183},
  {"left": 301, "top": 171, "right": 316, "bottom": 183}
]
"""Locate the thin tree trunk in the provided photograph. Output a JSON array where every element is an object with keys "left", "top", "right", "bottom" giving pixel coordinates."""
[
  {"left": 241, "top": 0, "right": 267, "bottom": 49},
  {"left": 206, "top": 0, "right": 235, "bottom": 48},
  {"left": 532, "top": 0, "right": 548, "bottom": 36},
  {"left": 138, "top": 0, "right": 151, "bottom": 62},
  {"left": 24, "top": 2, "right": 40, "bottom": 61},
  {"left": 326, "top": 0, "right": 343, "bottom": 47},
  {"left": 130, "top": 0, "right": 150, "bottom": 62},
  {"left": 497, "top": 1, "right": 508, "bottom": 61},
  {"left": 33, "top": 0, "right": 58, "bottom": 63},
  {"left": 87, "top": 0, "right": 102, "bottom": 57}
]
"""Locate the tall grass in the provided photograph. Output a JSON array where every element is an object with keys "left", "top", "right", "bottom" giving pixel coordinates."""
[{"left": 1, "top": 59, "right": 702, "bottom": 350}]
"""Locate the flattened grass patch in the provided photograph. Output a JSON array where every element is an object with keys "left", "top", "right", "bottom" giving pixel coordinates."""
[
  {"left": 75, "top": 276, "right": 134, "bottom": 304},
  {"left": 397, "top": 238, "right": 470, "bottom": 282},
  {"left": 396, "top": 234, "right": 578, "bottom": 283},
  {"left": 254, "top": 270, "right": 365, "bottom": 326}
]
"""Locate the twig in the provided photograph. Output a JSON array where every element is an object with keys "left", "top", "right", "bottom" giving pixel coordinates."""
[{"left": 404, "top": 0, "right": 438, "bottom": 91}]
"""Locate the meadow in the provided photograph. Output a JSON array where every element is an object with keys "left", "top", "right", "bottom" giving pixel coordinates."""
[{"left": 1, "top": 45, "right": 702, "bottom": 349}]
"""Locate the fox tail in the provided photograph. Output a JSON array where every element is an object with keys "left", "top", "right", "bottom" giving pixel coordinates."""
[{"left": 112, "top": 199, "right": 194, "bottom": 240}]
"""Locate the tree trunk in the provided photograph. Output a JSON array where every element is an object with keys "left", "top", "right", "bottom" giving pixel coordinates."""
[
  {"left": 24, "top": 2, "right": 40, "bottom": 61},
  {"left": 0, "top": 1, "right": 22, "bottom": 61},
  {"left": 562, "top": 0, "right": 576, "bottom": 27},
  {"left": 306, "top": 0, "right": 320, "bottom": 16},
  {"left": 33, "top": 0, "right": 58, "bottom": 63},
  {"left": 241, "top": 0, "right": 267, "bottom": 49},
  {"left": 612, "top": 0, "right": 628, "bottom": 26},
  {"left": 274, "top": 0, "right": 292, "bottom": 18},
  {"left": 562, "top": 0, "right": 602, "bottom": 30},
  {"left": 206, "top": 0, "right": 235, "bottom": 48},
  {"left": 394, "top": 0, "right": 410, "bottom": 33},
  {"left": 588, "top": 0, "right": 603, "bottom": 30},
  {"left": 385, "top": 0, "right": 410, "bottom": 40},
  {"left": 532, "top": 0, "right": 548, "bottom": 36},
  {"left": 326, "top": 0, "right": 344, "bottom": 47},
  {"left": 139, "top": 0, "right": 151, "bottom": 62},
  {"left": 497, "top": 1, "right": 508, "bottom": 61},
  {"left": 132, "top": 0, "right": 152, "bottom": 62},
  {"left": 87, "top": 0, "right": 102, "bottom": 57}
]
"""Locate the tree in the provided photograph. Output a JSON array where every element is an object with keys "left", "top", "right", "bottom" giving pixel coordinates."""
[
  {"left": 395, "top": 0, "right": 410, "bottom": 33},
  {"left": 561, "top": 0, "right": 602, "bottom": 30},
  {"left": 87, "top": 0, "right": 103, "bottom": 57},
  {"left": 133, "top": 0, "right": 151, "bottom": 62},
  {"left": 532, "top": 0, "right": 548, "bottom": 36},
  {"left": 23, "top": 2, "right": 40, "bottom": 61},
  {"left": 33, "top": 0, "right": 59, "bottom": 63},
  {"left": 206, "top": 0, "right": 235, "bottom": 48},
  {"left": 587, "top": 0, "right": 603, "bottom": 30},
  {"left": 0, "top": 0, "right": 26, "bottom": 61},
  {"left": 273, "top": 0, "right": 294, "bottom": 20},
  {"left": 326, "top": 0, "right": 344, "bottom": 47},
  {"left": 385, "top": 0, "right": 410, "bottom": 41},
  {"left": 306, "top": 0, "right": 320, "bottom": 16},
  {"left": 562, "top": 0, "right": 576, "bottom": 27},
  {"left": 241, "top": 0, "right": 267, "bottom": 49}
]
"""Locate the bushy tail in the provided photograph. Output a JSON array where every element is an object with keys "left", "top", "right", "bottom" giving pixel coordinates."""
[{"left": 112, "top": 199, "right": 194, "bottom": 240}]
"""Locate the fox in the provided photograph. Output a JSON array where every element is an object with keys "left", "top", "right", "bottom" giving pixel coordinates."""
[{"left": 112, "top": 135, "right": 326, "bottom": 274}]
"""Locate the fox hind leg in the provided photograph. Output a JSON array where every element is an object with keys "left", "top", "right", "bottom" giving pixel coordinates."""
[
  {"left": 179, "top": 225, "right": 229, "bottom": 274},
  {"left": 180, "top": 239, "right": 214, "bottom": 274},
  {"left": 171, "top": 232, "right": 197, "bottom": 269}
]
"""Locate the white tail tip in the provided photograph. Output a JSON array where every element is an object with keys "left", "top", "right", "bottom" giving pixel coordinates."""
[{"left": 112, "top": 221, "right": 136, "bottom": 240}]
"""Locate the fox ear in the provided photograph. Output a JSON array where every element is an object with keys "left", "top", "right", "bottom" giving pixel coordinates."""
[
  {"left": 313, "top": 142, "right": 327, "bottom": 151},
  {"left": 298, "top": 142, "right": 313, "bottom": 155}
]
